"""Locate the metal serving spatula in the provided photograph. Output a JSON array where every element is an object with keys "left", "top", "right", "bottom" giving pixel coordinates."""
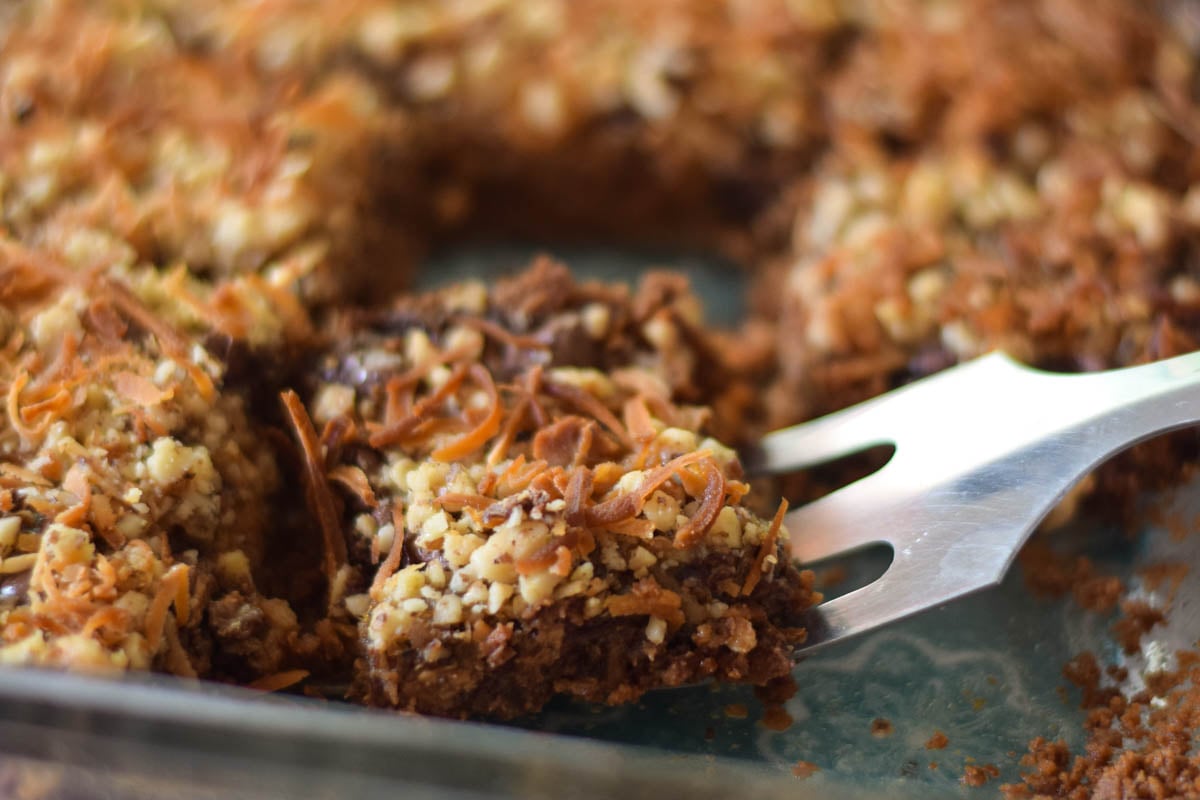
[{"left": 749, "top": 350, "right": 1200, "bottom": 654}]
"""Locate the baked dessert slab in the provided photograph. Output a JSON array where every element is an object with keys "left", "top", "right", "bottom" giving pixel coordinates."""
[
  {"left": 0, "top": 245, "right": 296, "bottom": 680},
  {"left": 1, "top": 0, "right": 1199, "bottom": 786}
]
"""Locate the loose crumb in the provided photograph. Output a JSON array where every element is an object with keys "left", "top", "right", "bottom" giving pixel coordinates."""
[
  {"left": 791, "top": 761, "right": 820, "bottom": 779},
  {"left": 724, "top": 704, "right": 749, "bottom": 719},
  {"left": 814, "top": 564, "right": 848, "bottom": 591},
  {"left": 961, "top": 764, "right": 1000, "bottom": 787},
  {"left": 1138, "top": 562, "right": 1189, "bottom": 598},
  {"left": 754, "top": 675, "right": 798, "bottom": 706},
  {"left": 1018, "top": 544, "right": 1122, "bottom": 613},
  {"left": 1111, "top": 599, "right": 1166, "bottom": 655},
  {"left": 870, "top": 717, "right": 894, "bottom": 738},
  {"left": 925, "top": 731, "right": 949, "bottom": 750},
  {"left": 761, "top": 705, "right": 794, "bottom": 731},
  {"left": 753, "top": 676, "right": 796, "bottom": 732}
]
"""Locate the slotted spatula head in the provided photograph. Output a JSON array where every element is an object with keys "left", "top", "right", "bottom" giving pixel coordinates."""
[{"left": 751, "top": 350, "right": 1200, "bottom": 653}]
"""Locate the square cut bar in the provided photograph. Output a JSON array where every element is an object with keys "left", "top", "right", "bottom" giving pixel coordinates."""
[{"left": 304, "top": 261, "right": 815, "bottom": 718}]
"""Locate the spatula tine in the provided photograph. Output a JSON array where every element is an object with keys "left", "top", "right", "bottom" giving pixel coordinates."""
[
  {"left": 784, "top": 475, "right": 896, "bottom": 564},
  {"left": 748, "top": 355, "right": 1024, "bottom": 476},
  {"left": 748, "top": 402, "right": 898, "bottom": 475}
]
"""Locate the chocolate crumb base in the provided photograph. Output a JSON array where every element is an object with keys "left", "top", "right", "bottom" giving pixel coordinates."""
[{"left": 355, "top": 558, "right": 810, "bottom": 719}]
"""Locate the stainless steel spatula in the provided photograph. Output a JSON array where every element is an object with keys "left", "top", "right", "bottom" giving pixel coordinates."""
[{"left": 751, "top": 350, "right": 1200, "bottom": 654}]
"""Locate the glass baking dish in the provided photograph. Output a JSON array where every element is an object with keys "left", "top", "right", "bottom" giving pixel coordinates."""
[{"left": 2, "top": 246, "right": 1193, "bottom": 799}]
